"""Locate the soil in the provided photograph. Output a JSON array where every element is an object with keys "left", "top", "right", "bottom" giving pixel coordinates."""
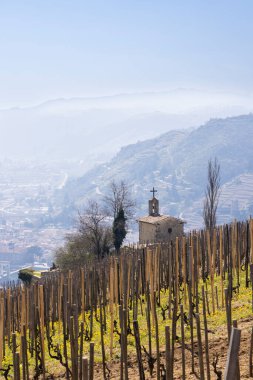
[
  {"left": 92, "top": 316, "right": 253, "bottom": 379},
  {"left": 10, "top": 316, "right": 252, "bottom": 379}
]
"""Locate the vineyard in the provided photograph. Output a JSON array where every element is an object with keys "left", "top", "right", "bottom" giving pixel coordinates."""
[{"left": 0, "top": 220, "right": 253, "bottom": 379}]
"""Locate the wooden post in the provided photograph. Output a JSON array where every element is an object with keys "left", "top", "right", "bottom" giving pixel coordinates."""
[
  {"left": 190, "top": 239, "right": 194, "bottom": 299},
  {"left": 246, "top": 221, "right": 250, "bottom": 288},
  {"left": 250, "top": 264, "right": 253, "bottom": 312},
  {"left": 82, "top": 357, "right": 89, "bottom": 380},
  {"left": 21, "top": 335, "right": 27, "bottom": 380},
  {"left": 170, "top": 296, "right": 178, "bottom": 378},
  {"left": 79, "top": 321, "right": 84, "bottom": 380},
  {"left": 109, "top": 265, "right": 114, "bottom": 358},
  {"left": 201, "top": 286, "right": 210, "bottom": 380},
  {"left": 175, "top": 238, "right": 179, "bottom": 310},
  {"left": 100, "top": 294, "right": 108, "bottom": 380},
  {"left": 207, "top": 230, "right": 215, "bottom": 314},
  {"left": 133, "top": 320, "right": 145, "bottom": 380},
  {"left": 39, "top": 285, "right": 45, "bottom": 379},
  {"left": 14, "top": 352, "right": 20, "bottom": 380},
  {"left": 212, "top": 228, "right": 217, "bottom": 274},
  {"left": 12, "top": 332, "right": 17, "bottom": 377},
  {"left": 195, "top": 313, "right": 205, "bottom": 380},
  {"left": 232, "top": 320, "right": 240, "bottom": 380},
  {"left": 224, "top": 327, "right": 241, "bottom": 380},
  {"left": 180, "top": 304, "right": 186, "bottom": 380},
  {"left": 249, "top": 327, "right": 253, "bottom": 377},
  {"left": 225, "top": 288, "right": 232, "bottom": 341},
  {"left": 182, "top": 236, "right": 187, "bottom": 306},
  {"left": 89, "top": 342, "right": 94, "bottom": 380},
  {"left": 0, "top": 295, "right": 4, "bottom": 368},
  {"left": 215, "top": 285, "right": 219, "bottom": 310},
  {"left": 122, "top": 308, "right": 128, "bottom": 380},
  {"left": 81, "top": 269, "right": 86, "bottom": 323},
  {"left": 220, "top": 225, "right": 224, "bottom": 308},
  {"left": 70, "top": 316, "right": 78, "bottom": 379},
  {"left": 22, "top": 325, "right": 29, "bottom": 380},
  {"left": 154, "top": 293, "right": 160, "bottom": 380},
  {"left": 146, "top": 285, "right": 152, "bottom": 365},
  {"left": 188, "top": 280, "right": 195, "bottom": 374},
  {"left": 165, "top": 326, "right": 171, "bottom": 380},
  {"left": 250, "top": 218, "right": 253, "bottom": 263}
]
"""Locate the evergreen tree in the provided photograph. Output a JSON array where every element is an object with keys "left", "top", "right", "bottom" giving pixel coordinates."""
[{"left": 113, "top": 207, "right": 127, "bottom": 253}]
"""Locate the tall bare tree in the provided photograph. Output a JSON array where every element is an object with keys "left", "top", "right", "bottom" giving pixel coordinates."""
[
  {"left": 103, "top": 180, "right": 135, "bottom": 220},
  {"left": 55, "top": 200, "right": 112, "bottom": 268},
  {"left": 203, "top": 157, "right": 221, "bottom": 231},
  {"left": 78, "top": 200, "right": 112, "bottom": 259},
  {"left": 55, "top": 182, "right": 135, "bottom": 268}
]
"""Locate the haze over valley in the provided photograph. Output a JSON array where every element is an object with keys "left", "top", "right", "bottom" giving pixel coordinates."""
[
  {"left": 1, "top": 111, "right": 253, "bottom": 267},
  {"left": 1, "top": 88, "right": 253, "bottom": 163}
]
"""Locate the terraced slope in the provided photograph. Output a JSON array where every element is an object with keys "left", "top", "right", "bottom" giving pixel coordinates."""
[{"left": 58, "top": 114, "right": 253, "bottom": 231}]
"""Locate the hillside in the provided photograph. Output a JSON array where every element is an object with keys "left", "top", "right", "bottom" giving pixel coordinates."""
[
  {"left": 58, "top": 114, "right": 253, "bottom": 231},
  {"left": 1, "top": 223, "right": 252, "bottom": 379}
]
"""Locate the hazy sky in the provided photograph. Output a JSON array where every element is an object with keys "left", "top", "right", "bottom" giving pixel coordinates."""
[{"left": 1, "top": 1, "right": 253, "bottom": 107}]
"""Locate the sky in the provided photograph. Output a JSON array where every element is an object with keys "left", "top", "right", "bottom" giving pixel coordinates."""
[{"left": 1, "top": 1, "right": 253, "bottom": 107}]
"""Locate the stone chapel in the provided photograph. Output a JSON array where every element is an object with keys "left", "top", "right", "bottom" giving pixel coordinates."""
[{"left": 138, "top": 187, "right": 184, "bottom": 244}]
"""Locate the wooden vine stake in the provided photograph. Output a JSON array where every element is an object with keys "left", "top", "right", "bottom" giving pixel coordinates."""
[
  {"left": 89, "top": 342, "right": 94, "bottom": 380},
  {"left": 201, "top": 285, "right": 210, "bottom": 380},
  {"left": 0, "top": 294, "right": 4, "bottom": 367},
  {"left": 175, "top": 237, "right": 179, "bottom": 309},
  {"left": 224, "top": 327, "right": 241, "bottom": 380},
  {"left": 220, "top": 225, "right": 224, "bottom": 308},
  {"left": 39, "top": 285, "right": 46, "bottom": 379},
  {"left": 182, "top": 236, "right": 187, "bottom": 306},
  {"left": 81, "top": 268, "right": 86, "bottom": 323},
  {"left": 82, "top": 356, "right": 89, "bottom": 380},
  {"left": 133, "top": 320, "right": 145, "bottom": 380},
  {"left": 153, "top": 292, "right": 160, "bottom": 380},
  {"left": 249, "top": 327, "right": 253, "bottom": 377},
  {"left": 195, "top": 313, "right": 205, "bottom": 380},
  {"left": 251, "top": 218, "right": 253, "bottom": 263},
  {"left": 165, "top": 326, "right": 171, "bottom": 380},
  {"left": 109, "top": 265, "right": 114, "bottom": 358},
  {"left": 180, "top": 304, "right": 186, "bottom": 380},
  {"left": 207, "top": 230, "right": 215, "bottom": 314}
]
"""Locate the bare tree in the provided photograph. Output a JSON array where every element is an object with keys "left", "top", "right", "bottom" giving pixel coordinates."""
[
  {"left": 103, "top": 180, "right": 135, "bottom": 220},
  {"left": 203, "top": 157, "right": 221, "bottom": 231},
  {"left": 55, "top": 182, "right": 135, "bottom": 267},
  {"left": 78, "top": 200, "right": 112, "bottom": 259},
  {"left": 55, "top": 200, "right": 113, "bottom": 268}
]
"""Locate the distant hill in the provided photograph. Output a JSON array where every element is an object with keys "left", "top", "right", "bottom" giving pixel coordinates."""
[
  {"left": 1, "top": 89, "right": 253, "bottom": 165},
  {"left": 56, "top": 114, "right": 253, "bottom": 232}
]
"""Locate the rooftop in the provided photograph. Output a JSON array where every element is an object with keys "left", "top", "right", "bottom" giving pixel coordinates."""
[{"left": 138, "top": 215, "right": 184, "bottom": 225}]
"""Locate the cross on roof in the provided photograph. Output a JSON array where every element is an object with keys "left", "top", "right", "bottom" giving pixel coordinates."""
[{"left": 150, "top": 187, "right": 157, "bottom": 198}]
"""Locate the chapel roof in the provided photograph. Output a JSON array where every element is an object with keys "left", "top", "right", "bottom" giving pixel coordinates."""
[{"left": 138, "top": 215, "right": 184, "bottom": 225}]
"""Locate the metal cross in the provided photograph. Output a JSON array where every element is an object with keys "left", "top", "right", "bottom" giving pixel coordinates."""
[{"left": 150, "top": 187, "right": 157, "bottom": 198}]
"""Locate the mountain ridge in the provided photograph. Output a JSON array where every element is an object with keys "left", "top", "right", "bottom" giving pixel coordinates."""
[{"left": 58, "top": 113, "right": 253, "bottom": 231}]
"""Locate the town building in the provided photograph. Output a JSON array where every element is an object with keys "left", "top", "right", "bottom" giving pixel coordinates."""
[{"left": 138, "top": 187, "right": 184, "bottom": 244}]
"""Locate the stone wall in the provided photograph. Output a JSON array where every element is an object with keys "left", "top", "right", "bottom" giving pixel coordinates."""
[
  {"left": 139, "top": 222, "right": 157, "bottom": 244},
  {"left": 155, "top": 220, "right": 184, "bottom": 242},
  {"left": 139, "top": 220, "right": 184, "bottom": 244}
]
